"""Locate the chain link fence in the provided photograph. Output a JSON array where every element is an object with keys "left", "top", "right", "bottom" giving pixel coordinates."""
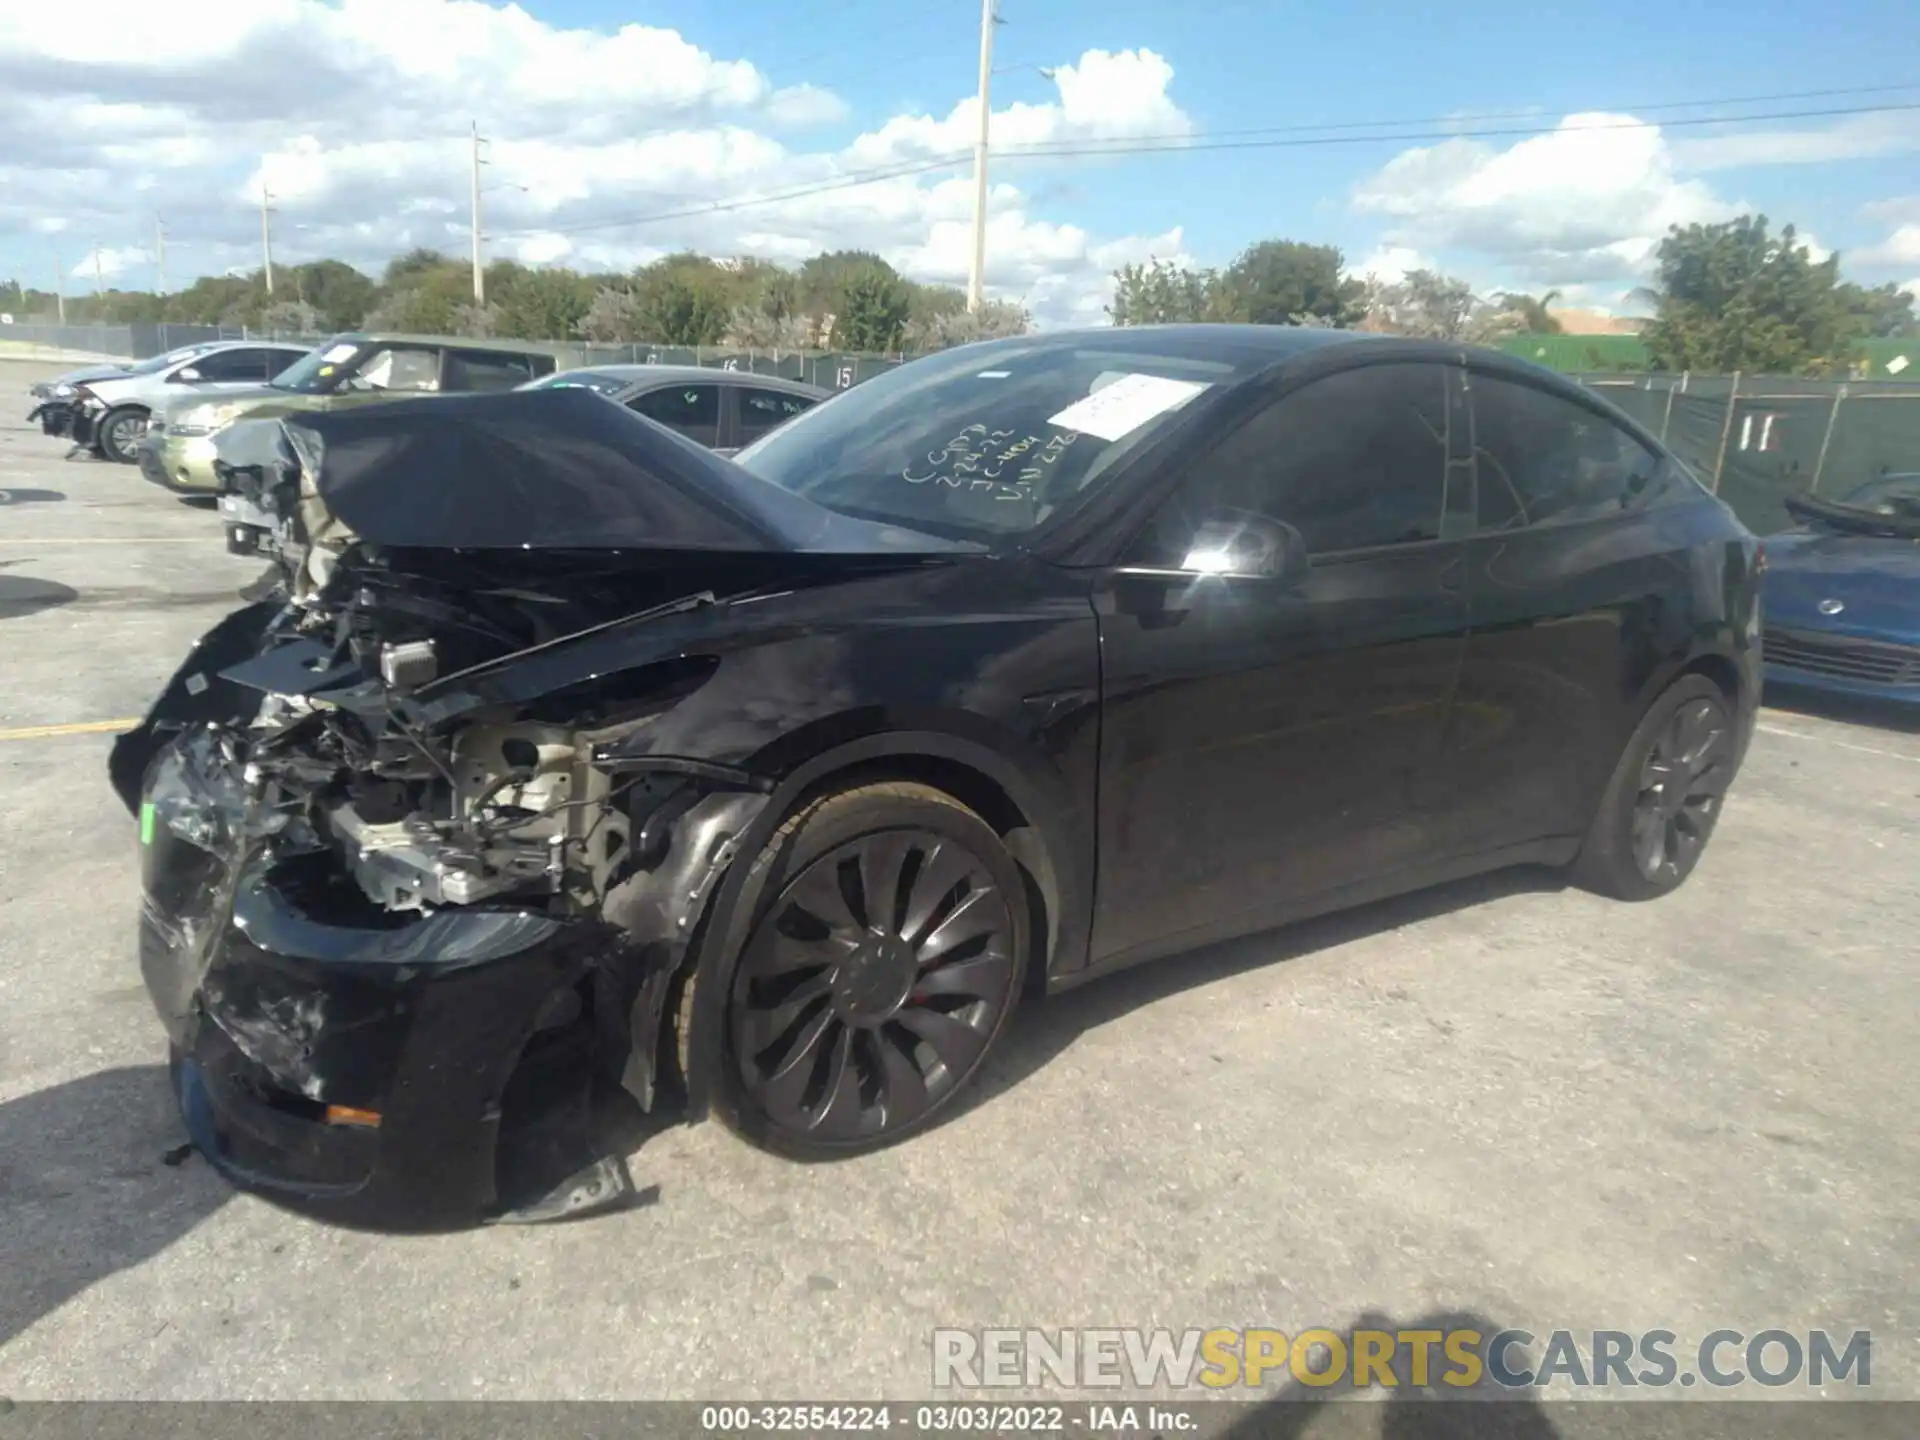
[
  {"left": 0, "top": 321, "right": 917, "bottom": 392},
  {"left": 1574, "top": 372, "right": 1920, "bottom": 534},
  {"left": 13, "top": 321, "right": 1915, "bottom": 539}
]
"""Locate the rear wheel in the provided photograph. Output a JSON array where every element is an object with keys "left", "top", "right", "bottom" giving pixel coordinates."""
[
  {"left": 97, "top": 406, "right": 147, "bottom": 464},
  {"left": 693, "top": 782, "right": 1028, "bottom": 1159},
  {"left": 1573, "top": 675, "right": 1737, "bottom": 900}
]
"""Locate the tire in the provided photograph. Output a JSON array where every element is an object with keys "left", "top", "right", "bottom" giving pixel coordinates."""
[
  {"left": 97, "top": 406, "right": 147, "bottom": 464},
  {"left": 1572, "top": 675, "right": 1738, "bottom": 901},
  {"left": 685, "top": 781, "right": 1030, "bottom": 1160}
]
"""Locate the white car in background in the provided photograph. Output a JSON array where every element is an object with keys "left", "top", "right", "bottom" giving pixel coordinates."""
[{"left": 63, "top": 341, "right": 311, "bottom": 463}]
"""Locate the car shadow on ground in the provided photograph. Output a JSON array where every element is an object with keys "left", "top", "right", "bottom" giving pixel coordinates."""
[
  {"left": 1216, "top": 1309, "right": 1562, "bottom": 1440},
  {"left": 965, "top": 865, "right": 1570, "bottom": 1122},
  {"left": 1763, "top": 687, "right": 1919, "bottom": 734},
  {"left": 0, "top": 565, "right": 79, "bottom": 619},
  {"left": 0, "top": 1064, "right": 232, "bottom": 1349},
  {"left": 0, "top": 488, "right": 66, "bottom": 505}
]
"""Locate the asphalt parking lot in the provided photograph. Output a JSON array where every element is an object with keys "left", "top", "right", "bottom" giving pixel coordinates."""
[{"left": 2, "top": 362, "right": 1917, "bottom": 1409}]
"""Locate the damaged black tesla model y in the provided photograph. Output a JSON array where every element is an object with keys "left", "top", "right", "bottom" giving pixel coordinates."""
[{"left": 113, "top": 326, "right": 1762, "bottom": 1227}]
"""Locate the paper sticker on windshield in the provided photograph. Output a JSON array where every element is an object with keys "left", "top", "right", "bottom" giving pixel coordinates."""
[
  {"left": 320, "top": 343, "right": 358, "bottom": 363},
  {"left": 1047, "top": 373, "right": 1208, "bottom": 442}
]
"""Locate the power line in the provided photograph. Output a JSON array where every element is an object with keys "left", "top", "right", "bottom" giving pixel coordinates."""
[
  {"left": 997, "top": 99, "right": 1920, "bottom": 159},
  {"left": 490, "top": 96, "right": 1920, "bottom": 243}
]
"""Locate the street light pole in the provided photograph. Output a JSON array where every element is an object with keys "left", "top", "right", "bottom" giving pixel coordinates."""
[
  {"left": 966, "top": 0, "right": 998, "bottom": 314},
  {"left": 471, "top": 120, "right": 487, "bottom": 306},
  {"left": 260, "top": 184, "right": 276, "bottom": 296}
]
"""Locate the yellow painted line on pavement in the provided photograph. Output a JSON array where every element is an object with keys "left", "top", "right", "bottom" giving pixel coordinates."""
[{"left": 0, "top": 718, "right": 139, "bottom": 742}]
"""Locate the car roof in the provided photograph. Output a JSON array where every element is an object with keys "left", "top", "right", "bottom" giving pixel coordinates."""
[
  {"left": 548, "top": 364, "right": 830, "bottom": 394},
  {"left": 323, "top": 331, "right": 570, "bottom": 358}
]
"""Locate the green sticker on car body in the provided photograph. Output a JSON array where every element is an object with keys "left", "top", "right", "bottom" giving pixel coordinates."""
[{"left": 139, "top": 801, "right": 155, "bottom": 846}]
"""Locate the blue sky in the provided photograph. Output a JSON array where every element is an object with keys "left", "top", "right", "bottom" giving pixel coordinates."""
[{"left": 3, "top": 0, "right": 1918, "bottom": 323}]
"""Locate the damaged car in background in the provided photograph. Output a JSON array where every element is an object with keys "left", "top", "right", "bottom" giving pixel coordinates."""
[{"left": 114, "top": 328, "right": 1762, "bottom": 1229}]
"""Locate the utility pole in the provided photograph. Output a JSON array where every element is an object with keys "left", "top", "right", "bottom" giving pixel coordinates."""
[
  {"left": 92, "top": 243, "right": 104, "bottom": 295},
  {"left": 155, "top": 217, "right": 167, "bottom": 296},
  {"left": 54, "top": 258, "right": 65, "bottom": 324},
  {"left": 470, "top": 120, "right": 487, "bottom": 306},
  {"left": 259, "top": 184, "right": 276, "bottom": 296},
  {"left": 966, "top": 0, "right": 998, "bottom": 313}
]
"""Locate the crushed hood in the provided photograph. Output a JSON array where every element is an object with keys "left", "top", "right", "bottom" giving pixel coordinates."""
[{"left": 213, "top": 386, "right": 977, "bottom": 557}]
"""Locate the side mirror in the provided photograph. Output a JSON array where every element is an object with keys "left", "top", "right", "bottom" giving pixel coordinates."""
[
  {"left": 174, "top": 367, "right": 203, "bottom": 382},
  {"left": 1180, "top": 511, "right": 1309, "bottom": 583}
]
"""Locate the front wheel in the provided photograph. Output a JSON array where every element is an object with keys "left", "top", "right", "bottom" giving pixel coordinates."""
[
  {"left": 1573, "top": 675, "right": 1739, "bottom": 901},
  {"left": 97, "top": 406, "right": 147, "bottom": 463},
  {"left": 693, "top": 782, "right": 1029, "bottom": 1159}
]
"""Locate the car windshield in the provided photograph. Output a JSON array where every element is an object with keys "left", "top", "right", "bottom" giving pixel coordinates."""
[
  {"left": 522, "top": 370, "right": 631, "bottom": 397},
  {"left": 269, "top": 339, "right": 368, "bottom": 394},
  {"left": 1836, "top": 472, "right": 1920, "bottom": 517},
  {"left": 731, "top": 339, "right": 1242, "bottom": 541}
]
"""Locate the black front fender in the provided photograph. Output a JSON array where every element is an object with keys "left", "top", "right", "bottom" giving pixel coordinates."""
[{"left": 109, "top": 601, "right": 281, "bottom": 814}]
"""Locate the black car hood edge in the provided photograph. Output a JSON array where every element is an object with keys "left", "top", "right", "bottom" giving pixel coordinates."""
[{"left": 216, "top": 386, "right": 978, "bottom": 557}]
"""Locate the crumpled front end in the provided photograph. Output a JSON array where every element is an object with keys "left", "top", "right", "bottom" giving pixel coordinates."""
[{"left": 118, "top": 554, "right": 782, "bottom": 1227}]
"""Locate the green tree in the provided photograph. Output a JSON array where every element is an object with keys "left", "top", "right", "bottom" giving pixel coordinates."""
[
  {"left": 1107, "top": 258, "right": 1217, "bottom": 324},
  {"left": 903, "top": 298, "right": 1030, "bottom": 350},
  {"left": 629, "top": 253, "right": 734, "bottom": 345},
  {"left": 799, "top": 250, "right": 896, "bottom": 320},
  {"left": 489, "top": 263, "right": 595, "bottom": 342},
  {"left": 1496, "top": 289, "right": 1563, "bottom": 334},
  {"left": 833, "top": 265, "right": 913, "bottom": 351},
  {"left": 1643, "top": 215, "right": 1861, "bottom": 375},
  {"left": 1839, "top": 280, "right": 1917, "bottom": 339},
  {"left": 1365, "top": 269, "right": 1476, "bottom": 340},
  {"left": 290, "top": 260, "right": 376, "bottom": 331},
  {"left": 577, "top": 285, "right": 642, "bottom": 342},
  {"left": 1217, "top": 240, "right": 1367, "bottom": 327}
]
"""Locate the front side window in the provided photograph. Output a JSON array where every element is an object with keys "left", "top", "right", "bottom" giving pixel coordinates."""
[
  {"left": 630, "top": 384, "right": 721, "bottom": 446},
  {"left": 1131, "top": 362, "right": 1453, "bottom": 566},
  {"left": 182, "top": 348, "right": 273, "bottom": 383},
  {"left": 1469, "top": 374, "right": 1672, "bottom": 531}
]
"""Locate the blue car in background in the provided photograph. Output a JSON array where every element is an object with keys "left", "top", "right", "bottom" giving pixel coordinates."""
[{"left": 1763, "top": 472, "right": 1920, "bottom": 707}]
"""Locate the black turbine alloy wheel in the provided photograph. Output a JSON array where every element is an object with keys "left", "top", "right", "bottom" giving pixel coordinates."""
[
  {"left": 1628, "top": 693, "right": 1732, "bottom": 884},
  {"left": 731, "top": 823, "right": 1018, "bottom": 1147}
]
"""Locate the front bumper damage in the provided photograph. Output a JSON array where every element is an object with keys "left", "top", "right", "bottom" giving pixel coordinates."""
[
  {"left": 116, "top": 594, "right": 774, "bottom": 1229},
  {"left": 27, "top": 399, "right": 75, "bottom": 438}
]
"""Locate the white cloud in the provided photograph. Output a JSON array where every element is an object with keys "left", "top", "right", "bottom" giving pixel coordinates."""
[
  {"left": 846, "top": 49, "right": 1190, "bottom": 167},
  {"left": 1900, "top": 277, "right": 1920, "bottom": 300},
  {"left": 1856, "top": 225, "right": 1920, "bottom": 268},
  {"left": 1352, "top": 113, "right": 1738, "bottom": 295},
  {"left": 1864, "top": 195, "right": 1920, "bottom": 224},
  {"left": 65, "top": 245, "right": 152, "bottom": 280},
  {"left": 0, "top": 2, "right": 1192, "bottom": 325},
  {"left": 1670, "top": 111, "right": 1920, "bottom": 172},
  {"left": 1350, "top": 244, "right": 1433, "bottom": 283}
]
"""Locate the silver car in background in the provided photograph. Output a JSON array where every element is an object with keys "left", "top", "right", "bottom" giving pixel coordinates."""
[{"left": 64, "top": 341, "right": 312, "bottom": 463}]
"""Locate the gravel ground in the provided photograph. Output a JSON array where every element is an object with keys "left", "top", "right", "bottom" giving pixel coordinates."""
[{"left": 2, "top": 372, "right": 1916, "bottom": 1421}]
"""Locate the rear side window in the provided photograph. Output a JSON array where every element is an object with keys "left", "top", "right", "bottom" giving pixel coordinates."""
[
  {"left": 443, "top": 350, "right": 537, "bottom": 393},
  {"left": 1468, "top": 374, "right": 1675, "bottom": 531},
  {"left": 737, "top": 386, "right": 817, "bottom": 444},
  {"left": 631, "top": 384, "right": 721, "bottom": 447},
  {"left": 1134, "top": 361, "right": 1453, "bottom": 562},
  {"left": 351, "top": 347, "right": 442, "bottom": 392}
]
